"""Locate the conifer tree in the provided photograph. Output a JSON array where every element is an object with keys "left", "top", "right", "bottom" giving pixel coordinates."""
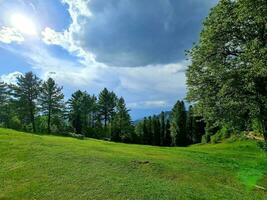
[
  {"left": 13, "top": 72, "right": 41, "bottom": 132},
  {"left": 0, "top": 82, "right": 10, "bottom": 127},
  {"left": 170, "top": 101, "right": 187, "bottom": 146},
  {"left": 98, "top": 88, "right": 117, "bottom": 127},
  {"left": 39, "top": 78, "right": 64, "bottom": 133},
  {"left": 164, "top": 119, "right": 172, "bottom": 146},
  {"left": 159, "top": 111, "right": 165, "bottom": 146},
  {"left": 111, "top": 97, "right": 133, "bottom": 142},
  {"left": 68, "top": 90, "right": 84, "bottom": 135},
  {"left": 142, "top": 117, "right": 149, "bottom": 144}
]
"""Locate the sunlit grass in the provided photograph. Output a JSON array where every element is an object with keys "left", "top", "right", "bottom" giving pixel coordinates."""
[{"left": 0, "top": 128, "right": 266, "bottom": 199}]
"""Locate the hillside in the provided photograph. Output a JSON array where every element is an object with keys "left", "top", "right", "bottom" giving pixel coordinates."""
[{"left": 0, "top": 128, "right": 266, "bottom": 200}]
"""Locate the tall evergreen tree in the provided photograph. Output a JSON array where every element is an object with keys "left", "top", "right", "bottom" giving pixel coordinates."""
[
  {"left": 170, "top": 101, "right": 187, "bottom": 146},
  {"left": 159, "top": 111, "right": 165, "bottom": 146},
  {"left": 152, "top": 115, "right": 160, "bottom": 146},
  {"left": 68, "top": 90, "right": 84, "bottom": 135},
  {"left": 39, "top": 78, "right": 64, "bottom": 133},
  {"left": 164, "top": 119, "right": 172, "bottom": 146},
  {"left": 13, "top": 72, "right": 41, "bottom": 132},
  {"left": 0, "top": 82, "right": 10, "bottom": 127},
  {"left": 98, "top": 88, "right": 117, "bottom": 127},
  {"left": 111, "top": 97, "right": 133, "bottom": 142},
  {"left": 142, "top": 117, "right": 149, "bottom": 145}
]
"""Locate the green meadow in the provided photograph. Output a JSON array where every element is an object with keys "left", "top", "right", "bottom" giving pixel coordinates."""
[{"left": 0, "top": 128, "right": 266, "bottom": 200}]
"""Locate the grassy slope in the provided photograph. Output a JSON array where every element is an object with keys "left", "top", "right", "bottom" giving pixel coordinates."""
[{"left": 0, "top": 128, "right": 266, "bottom": 200}]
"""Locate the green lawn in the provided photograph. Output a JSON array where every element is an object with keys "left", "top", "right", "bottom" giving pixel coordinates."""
[{"left": 0, "top": 128, "right": 266, "bottom": 200}]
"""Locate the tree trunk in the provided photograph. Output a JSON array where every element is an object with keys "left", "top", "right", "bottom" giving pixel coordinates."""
[
  {"left": 30, "top": 109, "right": 36, "bottom": 133},
  {"left": 48, "top": 109, "right": 51, "bottom": 134}
]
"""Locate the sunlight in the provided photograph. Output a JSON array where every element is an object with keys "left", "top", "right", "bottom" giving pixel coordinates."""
[{"left": 10, "top": 13, "right": 37, "bottom": 36}]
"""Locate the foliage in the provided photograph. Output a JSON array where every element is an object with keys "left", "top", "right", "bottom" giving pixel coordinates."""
[{"left": 186, "top": 0, "right": 267, "bottom": 142}]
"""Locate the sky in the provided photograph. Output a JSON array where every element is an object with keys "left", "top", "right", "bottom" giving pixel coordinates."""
[{"left": 0, "top": 0, "right": 218, "bottom": 120}]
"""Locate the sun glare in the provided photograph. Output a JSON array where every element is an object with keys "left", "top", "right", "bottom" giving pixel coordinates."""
[{"left": 10, "top": 13, "right": 37, "bottom": 36}]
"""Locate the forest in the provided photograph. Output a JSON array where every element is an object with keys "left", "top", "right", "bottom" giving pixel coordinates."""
[{"left": 0, "top": 74, "right": 205, "bottom": 147}]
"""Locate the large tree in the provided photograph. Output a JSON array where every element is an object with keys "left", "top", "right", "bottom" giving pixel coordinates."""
[
  {"left": 98, "top": 88, "right": 117, "bottom": 127},
  {"left": 0, "top": 82, "right": 9, "bottom": 127},
  {"left": 13, "top": 72, "right": 41, "bottom": 132},
  {"left": 187, "top": 0, "right": 267, "bottom": 141},
  {"left": 111, "top": 97, "right": 133, "bottom": 142},
  {"left": 68, "top": 90, "right": 84, "bottom": 135},
  {"left": 39, "top": 78, "right": 64, "bottom": 133},
  {"left": 170, "top": 101, "right": 187, "bottom": 146}
]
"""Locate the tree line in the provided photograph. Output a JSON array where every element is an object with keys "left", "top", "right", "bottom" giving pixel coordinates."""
[
  {"left": 0, "top": 72, "right": 135, "bottom": 142},
  {"left": 0, "top": 71, "right": 205, "bottom": 147},
  {"left": 135, "top": 101, "right": 205, "bottom": 146}
]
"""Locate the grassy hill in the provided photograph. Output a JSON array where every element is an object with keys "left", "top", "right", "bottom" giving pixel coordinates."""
[{"left": 0, "top": 128, "right": 266, "bottom": 200}]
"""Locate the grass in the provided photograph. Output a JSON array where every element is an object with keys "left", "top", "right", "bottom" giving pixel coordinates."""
[{"left": 0, "top": 128, "right": 267, "bottom": 200}]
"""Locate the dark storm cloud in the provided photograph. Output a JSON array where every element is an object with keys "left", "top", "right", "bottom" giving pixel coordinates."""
[{"left": 77, "top": 0, "right": 217, "bottom": 67}]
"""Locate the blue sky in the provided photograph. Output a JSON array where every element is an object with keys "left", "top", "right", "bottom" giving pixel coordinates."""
[{"left": 0, "top": 0, "right": 217, "bottom": 120}]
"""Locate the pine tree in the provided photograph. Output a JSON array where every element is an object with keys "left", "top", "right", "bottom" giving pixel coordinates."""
[
  {"left": 147, "top": 116, "right": 153, "bottom": 145},
  {"left": 39, "top": 78, "right": 64, "bottom": 133},
  {"left": 12, "top": 72, "right": 41, "bottom": 132},
  {"left": 142, "top": 117, "right": 149, "bottom": 145},
  {"left": 159, "top": 111, "right": 165, "bottom": 146},
  {"left": 111, "top": 97, "right": 133, "bottom": 142},
  {"left": 0, "top": 82, "right": 9, "bottom": 127},
  {"left": 98, "top": 88, "right": 117, "bottom": 127},
  {"left": 170, "top": 100, "right": 187, "bottom": 146},
  {"left": 68, "top": 90, "right": 84, "bottom": 135},
  {"left": 164, "top": 119, "right": 172, "bottom": 146}
]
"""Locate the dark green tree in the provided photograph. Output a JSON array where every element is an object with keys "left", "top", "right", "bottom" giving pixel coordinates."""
[
  {"left": 152, "top": 115, "right": 160, "bottom": 146},
  {"left": 170, "top": 101, "right": 187, "bottom": 146},
  {"left": 39, "top": 78, "right": 64, "bottom": 133},
  {"left": 111, "top": 97, "right": 133, "bottom": 142},
  {"left": 68, "top": 90, "right": 84, "bottom": 135},
  {"left": 164, "top": 119, "right": 172, "bottom": 146},
  {"left": 12, "top": 72, "right": 41, "bottom": 132},
  {"left": 98, "top": 88, "right": 117, "bottom": 127},
  {"left": 159, "top": 111, "right": 165, "bottom": 146},
  {"left": 0, "top": 82, "right": 9, "bottom": 127},
  {"left": 142, "top": 117, "right": 149, "bottom": 145}
]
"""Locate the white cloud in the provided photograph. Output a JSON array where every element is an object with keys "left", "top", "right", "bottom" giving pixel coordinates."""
[
  {"left": 128, "top": 100, "right": 168, "bottom": 109},
  {"left": 41, "top": 0, "right": 95, "bottom": 65},
  {"left": 0, "top": 26, "right": 24, "bottom": 44},
  {"left": 0, "top": 71, "right": 23, "bottom": 84}
]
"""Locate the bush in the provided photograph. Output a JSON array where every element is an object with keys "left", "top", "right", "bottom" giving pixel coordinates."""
[
  {"left": 201, "top": 134, "right": 211, "bottom": 143},
  {"left": 257, "top": 141, "right": 267, "bottom": 151},
  {"left": 210, "top": 125, "right": 232, "bottom": 144}
]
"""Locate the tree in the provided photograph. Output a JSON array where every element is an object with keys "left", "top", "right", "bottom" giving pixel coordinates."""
[
  {"left": 68, "top": 90, "right": 84, "bottom": 135},
  {"left": 164, "top": 119, "right": 172, "bottom": 146},
  {"left": 152, "top": 115, "right": 160, "bottom": 146},
  {"left": 39, "top": 78, "right": 64, "bottom": 133},
  {"left": 170, "top": 101, "right": 187, "bottom": 146},
  {"left": 186, "top": 0, "right": 267, "bottom": 142},
  {"left": 159, "top": 112, "right": 165, "bottom": 146},
  {"left": 111, "top": 97, "right": 133, "bottom": 142},
  {"left": 186, "top": 105, "right": 206, "bottom": 144},
  {"left": 0, "top": 82, "right": 9, "bottom": 126},
  {"left": 98, "top": 88, "right": 117, "bottom": 127},
  {"left": 13, "top": 72, "right": 41, "bottom": 132},
  {"left": 142, "top": 117, "right": 149, "bottom": 145}
]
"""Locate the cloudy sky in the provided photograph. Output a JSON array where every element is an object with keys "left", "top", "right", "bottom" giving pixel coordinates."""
[{"left": 0, "top": 0, "right": 217, "bottom": 120}]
